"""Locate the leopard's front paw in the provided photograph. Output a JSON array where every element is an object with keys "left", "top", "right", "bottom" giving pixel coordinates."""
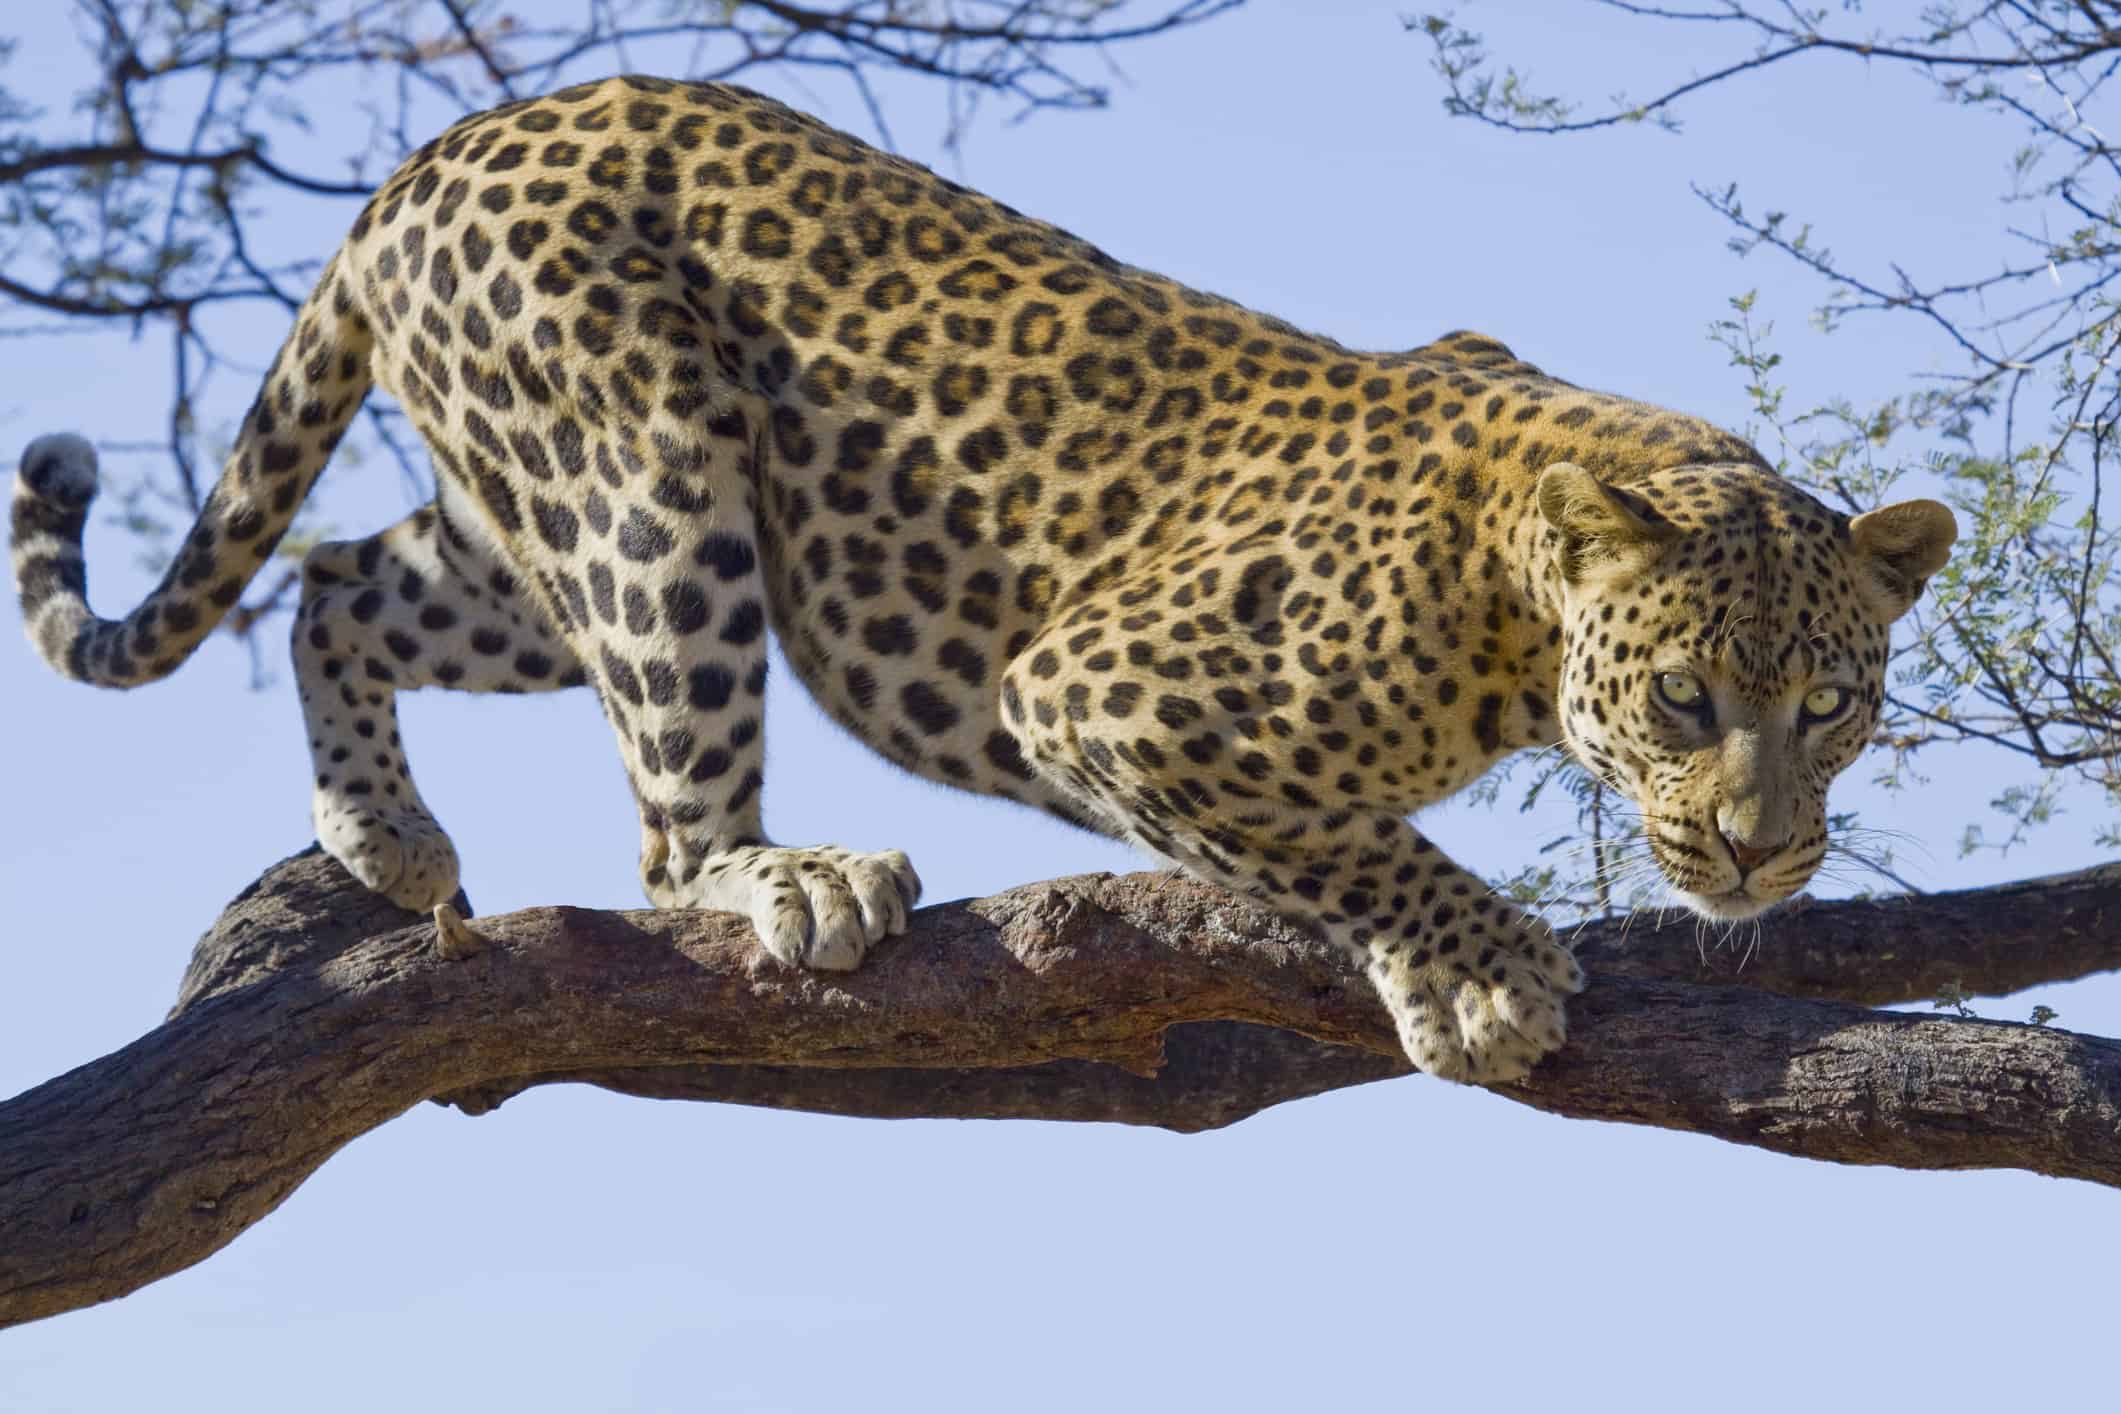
[
  {"left": 679, "top": 843, "right": 922, "bottom": 971},
  {"left": 1371, "top": 921, "right": 1583, "bottom": 1085},
  {"left": 315, "top": 799, "right": 461, "bottom": 911}
]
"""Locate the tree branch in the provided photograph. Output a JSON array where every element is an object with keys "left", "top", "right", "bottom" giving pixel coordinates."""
[
  {"left": 0, "top": 141, "right": 374, "bottom": 196},
  {"left": 1, "top": 849, "right": 2116, "bottom": 1328},
  {"left": 1574, "top": 863, "right": 2121, "bottom": 1005}
]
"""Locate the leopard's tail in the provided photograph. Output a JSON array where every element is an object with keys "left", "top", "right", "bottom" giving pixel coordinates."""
[{"left": 12, "top": 252, "right": 374, "bottom": 687}]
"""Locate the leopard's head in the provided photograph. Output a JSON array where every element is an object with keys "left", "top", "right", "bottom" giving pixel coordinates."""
[{"left": 1536, "top": 461, "right": 1956, "bottom": 920}]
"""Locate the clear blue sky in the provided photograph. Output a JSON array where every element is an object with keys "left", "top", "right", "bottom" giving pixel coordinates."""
[{"left": 3, "top": 4, "right": 2114, "bottom": 1410}]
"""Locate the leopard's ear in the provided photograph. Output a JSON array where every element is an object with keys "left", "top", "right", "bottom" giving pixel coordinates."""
[
  {"left": 1536, "top": 462, "right": 1678, "bottom": 582},
  {"left": 1848, "top": 498, "right": 1958, "bottom": 621}
]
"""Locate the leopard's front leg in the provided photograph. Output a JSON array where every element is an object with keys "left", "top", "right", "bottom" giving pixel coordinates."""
[
  {"left": 999, "top": 600, "right": 1581, "bottom": 1084},
  {"left": 1339, "top": 822, "right": 1584, "bottom": 1083},
  {"left": 1067, "top": 781, "right": 1576, "bottom": 1082}
]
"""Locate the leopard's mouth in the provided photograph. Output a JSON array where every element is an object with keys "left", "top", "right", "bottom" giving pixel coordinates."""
[
  {"left": 1642, "top": 834, "right": 1780, "bottom": 921},
  {"left": 1674, "top": 886, "right": 1779, "bottom": 923}
]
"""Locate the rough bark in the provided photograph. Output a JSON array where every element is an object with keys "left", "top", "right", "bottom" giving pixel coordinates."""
[{"left": 2, "top": 848, "right": 2116, "bottom": 1329}]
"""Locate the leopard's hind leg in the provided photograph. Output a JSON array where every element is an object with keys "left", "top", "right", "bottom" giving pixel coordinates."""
[
  {"left": 548, "top": 422, "right": 919, "bottom": 971},
  {"left": 295, "top": 502, "right": 582, "bottom": 908}
]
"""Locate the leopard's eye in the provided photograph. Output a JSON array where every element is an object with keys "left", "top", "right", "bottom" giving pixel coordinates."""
[
  {"left": 1657, "top": 671, "right": 1708, "bottom": 713},
  {"left": 1801, "top": 685, "right": 1852, "bottom": 724}
]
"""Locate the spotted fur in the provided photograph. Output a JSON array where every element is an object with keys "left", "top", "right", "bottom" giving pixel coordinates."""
[{"left": 10, "top": 77, "right": 1955, "bottom": 1082}]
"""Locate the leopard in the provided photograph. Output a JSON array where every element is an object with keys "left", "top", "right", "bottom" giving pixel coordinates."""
[{"left": 10, "top": 76, "right": 1956, "bottom": 1084}]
